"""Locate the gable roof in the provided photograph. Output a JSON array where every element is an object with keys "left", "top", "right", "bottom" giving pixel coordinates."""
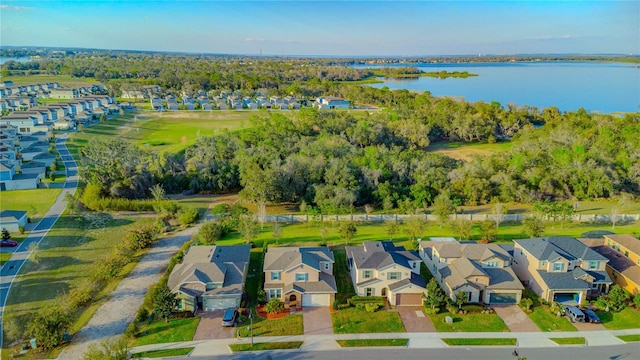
[
  {"left": 514, "top": 236, "right": 607, "bottom": 262},
  {"left": 0, "top": 210, "right": 27, "bottom": 222},
  {"left": 347, "top": 241, "right": 420, "bottom": 271},
  {"left": 264, "top": 246, "right": 334, "bottom": 272}
]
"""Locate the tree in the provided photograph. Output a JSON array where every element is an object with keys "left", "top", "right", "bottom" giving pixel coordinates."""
[
  {"left": 83, "top": 336, "right": 129, "bottom": 360},
  {"left": 478, "top": 220, "right": 497, "bottom": 243},
  {"left": 198, "top": 221, "right": 222, "bottom": 245},
  {"left": 385, "top": 220, "right": 399, "bottom": 240},
  {"left": 523, "top": 216, "right": 545, "bottom": 238},
  {"left": 238, "top": 214, "right": 258, "bottom": 244},
  {"left": 339, "top": 222, "right": 357, "bottom": 245},
  {"left": 28, "top": 306, "right": 71, "bottom": 351},
  {"left": 424, "top": 278, "right": 445, "bottom": 311},
  {"left": 1, "top": 227, "right": 10, "bottom": 240},
  {"left": 403, "top": 215, "right": 427, "bottom": 241},
  {"left": 490, "top": 197, "right": 507, "bottom": 229},
  {"left": 633, "top": 292, "right": 640, "bottom": 309},
  {"left": 364, "top": 204, "right": 374, "bottom": 219},
  {"left": 99, "top": 113, "right": 107, "bottom": 123},
  {"left": 432, "top": 192, "right": 455, "bottom": 228},
  {"left": 153, "top": 284, "right": 177, "bottom": 322},
  {"left": 450, "top": 219, "right": 472, "bottom": 241},
  {"left": 149, "top": 184, "right": 166, "bottom": 201},
  {"left": 520, "top": 297, "right": 533, "bottom": 311},
  {"left": 265, "top": 297, "right": 284, "bottom": 314},
  {"left": 272, "top": 220, "right": 282, "bottom": 245},
  {"left": 455, "top": 291, "right": 467, "bottom": 310},
  {"left": 607, "top": 285, "right": 630, "bottom": 311},
  {"left": 610, "top": 206, "right": 619, "bottom": 229}
]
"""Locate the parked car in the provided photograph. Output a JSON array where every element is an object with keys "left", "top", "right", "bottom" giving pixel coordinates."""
[
  {"left": 0, "top": 239, "right": 18, "bottom": 247},
  {"left": 582, "top": 309, "right": 601, "bottom": 323},
  {"left": 222, "top": 309, "right": 238, "bottom": 327},
  {"left": 563, "top": 306, "right": 586, "bottom": 323}
]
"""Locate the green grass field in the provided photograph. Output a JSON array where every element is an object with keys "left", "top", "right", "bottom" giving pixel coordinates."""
[
  {"left": 617, "top": 334, "right": 640, "bottom": 342},
  {"left": 133, "top": 318, "right": 200, "bottom": 346},
  {"left": 0, "top": 188, "right": 62, "bottom": 223},
  {"left": 237, "top": 313, "right": 303, "bottom": 337},
  {"left": 528, "top": 306, "right": 577, "bottom": 332},
  {"left": 131, "top": 347, "right": 194, "bottom": 358},
  {"left": 229, "top": 341, "right": 303, "bottom": 352},
  {"left": 598, "top": 308, "right": 640, "bottom": 330},
  {"left": 550, "top": 337, "right": 585, "bottom": 345},
  {"left": 428, "top": 312, "right": 510, "bottom": 332},
  {"left": 441, "top": 338, "right": 516, "bottom": 346},
  {"left": 332, "top": 307, "right": 405, "bottom": 333},
  {"left": 337, "top": 339, "right": 409, "bottom": 347},
  {"left": 427, "top": 140, "right": 514, "bottom": 161}
]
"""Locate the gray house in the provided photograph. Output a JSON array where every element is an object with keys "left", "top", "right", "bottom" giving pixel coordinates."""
[
  {"left": 0, "top": 210, "right": 28, "bottom": 232},
  {"left": 168, "top": 245, "right": 251, "bottom": 312}
]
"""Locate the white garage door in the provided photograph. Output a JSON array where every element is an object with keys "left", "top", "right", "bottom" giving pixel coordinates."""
[
  {"left": 302, "top": 294, "right": 329, "bottom": 307},
  {"left": 203, "top": 296, "right": 239, "bottom": 311}
]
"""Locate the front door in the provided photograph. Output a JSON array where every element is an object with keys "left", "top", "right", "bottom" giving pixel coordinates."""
[{"left": 289, "top": 294, "right": 297, "bottom": 307}]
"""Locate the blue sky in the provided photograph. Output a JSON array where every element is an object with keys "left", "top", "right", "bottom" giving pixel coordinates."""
[{"left": 1, "top": 1, "right": 638, "bottom": 56}]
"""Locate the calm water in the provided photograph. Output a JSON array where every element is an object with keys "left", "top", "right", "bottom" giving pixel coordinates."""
[
  {"left": 356, "top": 62, "right": 640, "bottom": 113},
  {"left": 0, "top": 57, "right": 31, "bottom": 65}
]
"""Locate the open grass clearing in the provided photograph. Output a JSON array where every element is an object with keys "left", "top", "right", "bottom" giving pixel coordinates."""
[
  {"left": 332, "top": 307, "right": 405, "bottom": 334},
  {"left": 550, "top": 337, "right": 585, "bottom": 345},
  {"left": 133, "top": 317, "right": 200, "bottom": 346},
  {"left": 337, "top": 339, "right": 409, "bottom": 347},
  {"left": 0, "top": 188, "right": 62, "bottom": 223},
  {"left": 527, "top": 306, "right": 577, "bottom": 332},
  {"left": 442, "top": 338, "right": 516, "bottom": 346},
  {"left": 428, "top": 312, "right": 510, "bottom": 332},
  {"left": 427, "top": 140, "right": 514, "bottom": 162},
  {"left": 229, "top": 341, "right": 303, "bottom": 352},
  {"left": 617, "top": 334, "right": 640, "bottom": 342},
  {"left": 131, "top": 347, "right": 194, "bottom": 358},
  {"left": 598, "top": 308, "right": 640, "bottom": 330},
  {"left": 237, "top": 313, "right": 303, "bottom": 337}
]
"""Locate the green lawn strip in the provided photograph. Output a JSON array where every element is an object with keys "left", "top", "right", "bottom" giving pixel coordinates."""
[
  {"left": 0, "top": 252, "right": 12, "bottom": 266},
  {"left": 428, "top": 312, "right": 510, "bottom": 332},
  {"left": 229, "top": 341, "right": 303, "bottom": 352},
  {"left": 337, "top": 339, "right": 409, "bottom": 347},
  {"left": 442, "top": 338, "right": 516, "bottom": 346},
  {"left": 131, "top": 347, "right": 195, "bottom": 358},
  {"left": 133, "top": 317, "right": 200, "bottom": 346},
  {"left": 598, "top": 308, "right": 640, "bottom": 330},
  {"left": 237, "top": 313, "right": 303, "bottom": 337},
  {"left": 5, "top": 74, "right": 98, "bottom": 86},
  {"left": 550, "top": 337, "right": 585, "bottom": 345},
  {"left": 332, "top": 247, "right": 357, "bottom": 304},
  {"left": 617, "top": 334, "right": 640, "bottom": 342},
  {"left": 332, "top": 307, "right": 405, "bottom": 334},
  {"left": 528, "top": 306, "right": 577, "bottom": 332},
  {"left": 0, "top": 188, "right": 62, "bottom": 223}
]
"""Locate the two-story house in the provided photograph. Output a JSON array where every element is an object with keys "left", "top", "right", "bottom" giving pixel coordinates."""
[
  {"left": 512, "top": 236, "right": 612, "bottom": 305},
  {"left": 419, "top": 239, "right": 524, "bottom": 304},
  {"left": 586, "top": 235, "right": 640, "bottom": 295},
  {"left": 167, "top": 245, "right": 251, "bottom": 312},
  {"left": 346, "top": 241, "right": 426, "bottom": 306},
  {"left": 263, "top": 247, "right": 337, "bottom": 309}
]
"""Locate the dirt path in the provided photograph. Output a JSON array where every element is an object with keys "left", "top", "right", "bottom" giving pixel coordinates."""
[{"left": 58, "top": 225, "right": 199, "bottom": 360}]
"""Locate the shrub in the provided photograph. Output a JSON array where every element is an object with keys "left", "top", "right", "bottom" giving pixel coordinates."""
[
  {"left": 153, "top": 201, "right": 182, "bottom": 217},
  {"left": 424, "top": 307, "right": 439, "bottom": 315},
  {"left": 18, "top": 225, "right": 25, "bottom": 234},
  {"left": 92, "top": 252, "right": 130, "bottom": 281},
  {"left": 67, "top": 280, "right": 97, "bottom": 309},
  {"left": 136, "top": 307, "right": 149, "bottom": 324},
  {"left": 256, "top": 289, "right": 267, "bottom": 304},
  {"left": 461, "top": 304, "right": 484, "bottom": 313},
  {"left": 364, "top": 303, "right": 381, "bottom": 312},
  {"left": 211, "top": 203, "right": 231, "bottom": 215},
  {"left": 198, "top": 221, "right": 223, "bottom": 244},
  {"left": 178, "top": 208, "right": 199, "bottom": 226},
  {"left": 265, "top": 298, "right": 284, "bottom": 314},
  {"left": 28, "top": 306, "right": 71, "bottom": 351}
]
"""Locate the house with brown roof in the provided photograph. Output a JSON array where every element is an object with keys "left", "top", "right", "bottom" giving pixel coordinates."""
[
  {"left": 263, "top": 246, "right": 337, "bottom": 308},
  {"left": 419, "top": 239, "right": 524, "bottom": 304},
  {"left": 168, "top": 245, "right": 251, "bottom": 312},
  {"left": 585, "top": 235, "right": 640, "bottom": 295},
  {"left": 346, "top": 241, "right": 426, "bottom": 306}
]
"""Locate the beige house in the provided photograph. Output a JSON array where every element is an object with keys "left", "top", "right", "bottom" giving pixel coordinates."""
[
  {"left": 346, "top": 241, "right": 426, "bottom": 306},
  {"left": 513, "top": 236, "right": 612, "bottom": 305},
  {"left": 168, "top": 245, "right": 251, "bottom": 312},
  {"left": 263, "top": 247, "right": 337, "bottom": 308},
  {"left": 419, "top": 239, "right": 523, "bottom": 304}
]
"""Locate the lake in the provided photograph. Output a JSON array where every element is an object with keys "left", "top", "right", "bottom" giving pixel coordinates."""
[
  {"left": 356, "top": 62, "right": 639, "bottom": 114},
  {"left": 0, "top": 57, "right": 32, "bottom": 65}
]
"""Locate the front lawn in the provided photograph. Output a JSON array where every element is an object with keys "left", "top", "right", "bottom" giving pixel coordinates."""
[
  {"left": 0, "top": 188, "right": 62, "bottom": 223},
  {"left": 337, "top": 339, "right": 409, "bottom": 347},
  {"left": 528, "top": 306, "right": 577, "bottom": 332},
  {"left": 442, "top": 338, "right": 516, "bottom": 346},
  {"left": 133, "top": 317, "right": 200, "bottom": 346},
  {"left": 617, "top": 334, "right": 640, "bottom": 342},
  {"left": 332, "top": 307, "right": 405, "bottom": 333},
  {"left": 229, "top": 341, "right": 303, "bottom": 352},
  {"left": 428, "top": 312, "right": 509, "bottom": 332},
  {"left": 550, "top": 337, "right": 585, "bottom": 345},
  {"left": 598, "top": 308, "right": 640, "bottom": 330},
  {"left": 237, "top": 313, "right": 303, "bottom": 337},
  {"left": 131, "top": 347, "right": 195, "bottom": 358}
]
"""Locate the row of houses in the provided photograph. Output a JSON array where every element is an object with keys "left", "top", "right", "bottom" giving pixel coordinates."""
[
  {"left": 0, "top": 124, "right": 53, "bottom": 191},
  {"left": 166, "top": 234, "right": 640, "bottom": 312},
  {"left": 0, "top": 81, "right": 107, "bottom": 115}
]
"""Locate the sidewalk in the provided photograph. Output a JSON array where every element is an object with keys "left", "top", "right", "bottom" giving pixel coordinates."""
[{"left": 130, "top": 328, "right": 640, "bottom": 357}]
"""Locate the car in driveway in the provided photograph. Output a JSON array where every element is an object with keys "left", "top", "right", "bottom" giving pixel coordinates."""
[
  {"left": 221, "top": 309, "right": 238, "bottom": 327},
  {"left": 563, "top": 305, "right": 586, "bottom": 323},
  {"left": 0, "top": 239, "right": 18, "bottom": 247},
  {"left": 582, "top": 309, "right": 601, "bottom": 323}
]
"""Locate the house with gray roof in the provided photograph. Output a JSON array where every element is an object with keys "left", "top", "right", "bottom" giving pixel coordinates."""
[
  {"left": 346, "top": 241, "right": 426, "bottom": 306},
  {"left": 263, "top": 246, "right": 337, "bottom": 308},
  {"left": 419, "top": 240, "right": 524, "bottom": 304},
  {"left": 167, "top": 245, "right": 251, "bottom": 312},
  {"left": 0, "top": 210, "right": 28, "bottom": 232},
  {"left": 513, "top": 236, "right": 612, "bottom": 305}
]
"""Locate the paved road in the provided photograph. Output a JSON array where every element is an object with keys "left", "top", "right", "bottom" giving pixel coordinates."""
[
  {"left": 0, "top": 133, "right": 78, "bottom": 349},
  {"left": 58, "top": 226, "right": 199, "bottom": 360}
]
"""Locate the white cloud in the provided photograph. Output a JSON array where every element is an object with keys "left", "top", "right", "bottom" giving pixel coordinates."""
[
  {"left": 0, "top": 5, "right": 34, "bottom": 11},
  {"left": 244, "top": 38, "right": 265, "bottom": 42}
]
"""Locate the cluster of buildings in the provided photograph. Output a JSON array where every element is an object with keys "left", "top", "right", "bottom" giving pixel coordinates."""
[
  {"left": 150, "top": 92, "right": 309, "bottom": 111},
  {"left": 166, "top": 234, "right": 639, "bottom": 313},
  {"left": 0, "top": 123, "right": 54, "bottom": 191},
  {"left": 0, "top": 80, "right": 106, "bottom": 112}
]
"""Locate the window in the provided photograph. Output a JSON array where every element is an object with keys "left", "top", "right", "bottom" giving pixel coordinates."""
[
  {"left": 553, "top": 262, "right": 564, "bottom": 272},
  {"left": 363, "top": 270, "right": 372, "bottom": 279},
  {"left": 177, "top": 300, "right": 182, "bottom": 309},
  {"left": 412, "top": 262, "right": 417, "bottom": 269},
  {"left": 271, "top": 271, "right": 281, "bottom": 281},
  {"left": 295, "top": 273, "right": 308, "bottom": 282},
  {"left": 324, "top": 262, "right": 330, "bottom": 271},
  {"left": 366, "top": 288, "right": 374, "bottom": 296},
  {"left": 486, "top": 261, "right": 498, "bottom": 268},
  {"left": 540, "top": 260, "right": 546, "bottom": 267},
  {"left": 387, "top": 272, "right": 400, "bottom": 280},
  {"left": 268, "top": 289, "right": 282, "bottom": 299},
  {"left": 588, "top": 261, "right": 598, "bottom": 270}
]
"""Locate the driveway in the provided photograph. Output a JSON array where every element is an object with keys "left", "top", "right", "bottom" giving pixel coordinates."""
[
  {"left": 397, "top": 306, "right": 435, "bottom": 332},
  {"left": 303, "top": 307, "right": 334, "bottom": 335},
  {"left": 193, "top": 310, "right": 237, "bottom": 340},
  {"left": 492, "top": 304, "right": 539, "bottom": 332},
  {"left": 572, "top": 319, "right": 605, "bottom": 331}
]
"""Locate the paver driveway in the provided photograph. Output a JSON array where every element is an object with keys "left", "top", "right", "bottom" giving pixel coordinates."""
[
  {"left": 397, "top": 306, "right": 436, "bottom": 332},
  {"left": 193, "top": 310, "right": 237, "bottom": 340},
  {"left": 303, "top": 307, "right": 334, "bottom": 335},
  {"left": 493, "top": 304, "right": 539, "bottom": 332}
]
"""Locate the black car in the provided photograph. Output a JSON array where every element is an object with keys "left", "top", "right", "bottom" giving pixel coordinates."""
[
  {"left": 582, "top": 309, "right": 601, "bottom": 323},
  {"left": 222, "top": 309, "right": 238, "bottom": 327}
]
